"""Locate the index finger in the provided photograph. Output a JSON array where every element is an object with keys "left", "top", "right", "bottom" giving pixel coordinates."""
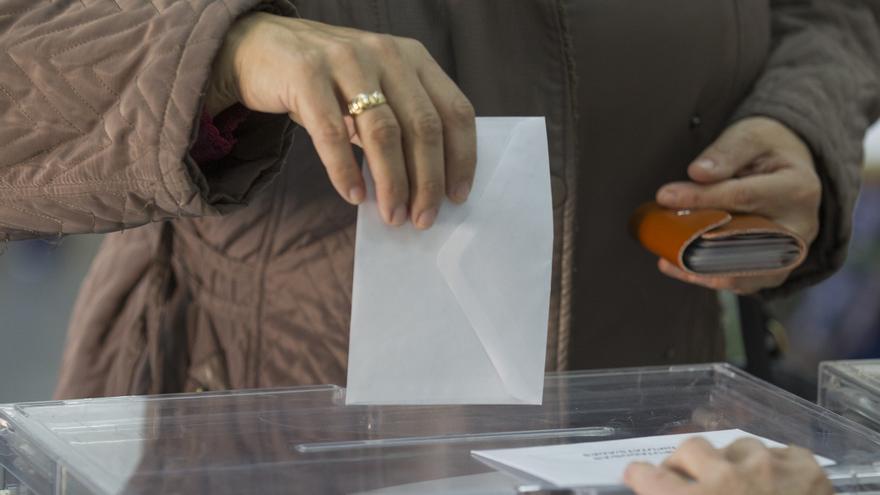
[
  {"left": 723, "top": 437, "right": 771, "bottom": 463},
  {"left": 656, "top": 172, "right": 798, "bottom": 215},
  {"left": 295, "top": 84, "right": 364, "bottom": 205},
  {"left": 418, "top": 60, "right": 477, "bottom": 204}
]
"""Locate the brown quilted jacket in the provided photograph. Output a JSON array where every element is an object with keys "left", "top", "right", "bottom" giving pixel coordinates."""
[{"left": 1, "top": 0, "right": 878, "bottom": 399}]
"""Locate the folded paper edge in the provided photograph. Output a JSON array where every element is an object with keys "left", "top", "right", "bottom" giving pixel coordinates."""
[{"left": 435, "top": 117, "right": 551, "bottom": 405}]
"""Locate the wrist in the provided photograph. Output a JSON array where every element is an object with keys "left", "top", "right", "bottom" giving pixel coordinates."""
[
  {"left": 204, "top": 77, "right": 237, "bottom": 117},
  {"left": 205, "top": 13, "right": 262, "bottom": 116}
]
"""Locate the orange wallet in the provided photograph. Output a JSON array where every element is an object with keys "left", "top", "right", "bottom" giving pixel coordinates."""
[{"left": 630, "top": 202, "right": 807, "bottom": 277}]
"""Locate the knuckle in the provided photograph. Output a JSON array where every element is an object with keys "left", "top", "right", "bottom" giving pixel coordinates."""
[
  {"left": 410, "top": 111, "right": 444, "bottom": 140},
  {"left": 735, "top": 126, "right": 763, "bottom": 149},
  {"left": 416, "top": 178, "right": 445, "bottom": 200},
  {"left": 324, "top": 40, "right": 360, "bottom": 62},
  {"left": 313, "top": 122, "right": 349, "bottom": 144},
  {"left": 729, "top": 438, "right": 752, "bottom": 450},
  {"left": 448, "top": 95, "right": 477, "bottom": 125},
  {"left": 741, "top": 449, "right": 777, "bottom": 477},
  {"left": 398, "top": 36, "right": 428, "bottom": 56},
  {"left": 291, "top": 50, "right": 326, "bottom": 74},
  {"left": 378, "top": 179, "right": 407, "bottom": 202},
  {"left": 368, "top": 117, "right": 402, "bottom": 146},
  {"left": 364, "top": 33, "right": 399, "bottom": 55}
]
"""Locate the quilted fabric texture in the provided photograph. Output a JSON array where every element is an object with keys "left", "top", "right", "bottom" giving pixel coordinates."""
[
  {"left": 0, "top": 0, "right": 295, "bottom": 240},
  {"left": 0, "top": 0, "right": 877, "bottom": 400},
  {"left": 734, "top": 0, "right": 880, "bottom": 297}
]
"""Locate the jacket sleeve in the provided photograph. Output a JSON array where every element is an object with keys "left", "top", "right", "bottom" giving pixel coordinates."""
[
  {"left": 0, "top": 0, "right": 297, "bottom": 240},
  {"left": 730, "top": 0, "right": 880, "bottom": 297}
]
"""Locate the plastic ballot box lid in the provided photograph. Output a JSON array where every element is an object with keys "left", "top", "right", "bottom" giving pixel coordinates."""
[
  {"left": 2, "top": 364, "right": 880, "bottom": 495},
  {"left": 820, "top": 359, "right": 880, "bottom": 433}
]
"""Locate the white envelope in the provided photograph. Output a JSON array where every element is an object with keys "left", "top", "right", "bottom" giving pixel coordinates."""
[{"left": 346, "top": 117, "right": 553, "bottom": 405}]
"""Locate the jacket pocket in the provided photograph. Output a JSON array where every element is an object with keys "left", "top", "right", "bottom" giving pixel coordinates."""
[{"left": 184, "top": 301, "right": 232, "bottom": 393}]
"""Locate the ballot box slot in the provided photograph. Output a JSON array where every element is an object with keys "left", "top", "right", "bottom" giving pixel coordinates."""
[{"left": 294, "top": 426, "right": 617, "bottom": 453}]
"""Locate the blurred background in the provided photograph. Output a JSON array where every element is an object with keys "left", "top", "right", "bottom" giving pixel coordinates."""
[
  {"left": 1, "top": 125, "right": 879, "bottom": 404},
  {"left": 0, "top": 235, "right": 102, "bottom": 402},
  {"left": 765, "top": 122, "right": 880, "bottom": 399}
]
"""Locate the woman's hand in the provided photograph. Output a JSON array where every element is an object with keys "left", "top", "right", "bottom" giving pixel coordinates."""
[
  {"left": 655, "top": 117, "right": 821, "bottom": 294},
  {"left": 624, "top": 437, "right": 833, "bottom": 495},
  {"left": 206, "top": 13, "right": 477, "bottom": 230}
]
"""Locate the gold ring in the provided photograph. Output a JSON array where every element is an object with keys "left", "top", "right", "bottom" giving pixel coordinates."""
[{"left": 348, "top": 91, "right": 387, "bottom": 116}]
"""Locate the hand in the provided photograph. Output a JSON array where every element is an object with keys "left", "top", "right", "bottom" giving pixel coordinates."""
[
  {"left": 655, "top": 117, "right": 821, "bottom": 294},
  {"left": 623, "top": 437, "right": 833, "bottom": 495},
  {"left": 205, "top": 13, "right": 477, "bottom": 230}
]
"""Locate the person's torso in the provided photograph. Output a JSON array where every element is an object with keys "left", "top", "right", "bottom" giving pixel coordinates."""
[{"left": 136, "top": 0, "right": 772, "bottom": 392}]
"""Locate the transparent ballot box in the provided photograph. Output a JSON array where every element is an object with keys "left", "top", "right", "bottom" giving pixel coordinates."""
[
  {"left": 2, "top": 363, "right": 880, "bottom": 494},
  {"left": 820, "top": 360, "right": 880, "bottom": 432}
]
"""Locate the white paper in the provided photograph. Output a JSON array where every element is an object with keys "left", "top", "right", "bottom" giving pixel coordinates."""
[
  {"left": 471, "top": 429, "right": 836, "bottom": 487},
  {"left": 346, "top": 117, "right": 553, "bottom": 405}
]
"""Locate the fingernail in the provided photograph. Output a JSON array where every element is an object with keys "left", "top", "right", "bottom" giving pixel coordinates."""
[
  {"left": 416, "top": 208, "right": 437, "bottom": 230},
  {"left": 349, "top": 186, "right": 365, "bottom": 204},
  {"left": 390, "top": 205, "right": 408, "bottom": 226},
  {"left": 451, "top": 181, "right": 471, "bottom": 203},
  {"left": 696, "top": 158, "right": 716, "bottom": 170}
]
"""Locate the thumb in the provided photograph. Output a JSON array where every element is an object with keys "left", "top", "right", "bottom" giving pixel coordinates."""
[{"left": 688, "top": 121, "right": 767, "bottom": 184}]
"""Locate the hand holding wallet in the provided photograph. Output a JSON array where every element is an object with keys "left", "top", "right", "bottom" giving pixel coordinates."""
[{"left": 630, "top": 202, "right": 807, "bottom": 277}]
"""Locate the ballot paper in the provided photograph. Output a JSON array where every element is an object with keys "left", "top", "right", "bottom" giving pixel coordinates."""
[
  {"left": 472, "top": 429, "right": 835, "bottom": 488},
  {"left": 346, "top": 117, "right": 553, "bottom": 405}
]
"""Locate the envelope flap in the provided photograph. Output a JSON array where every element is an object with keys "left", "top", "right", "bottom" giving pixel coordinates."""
[{"left": 436, "top": 118, "right": 552, "bottom": 404}]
